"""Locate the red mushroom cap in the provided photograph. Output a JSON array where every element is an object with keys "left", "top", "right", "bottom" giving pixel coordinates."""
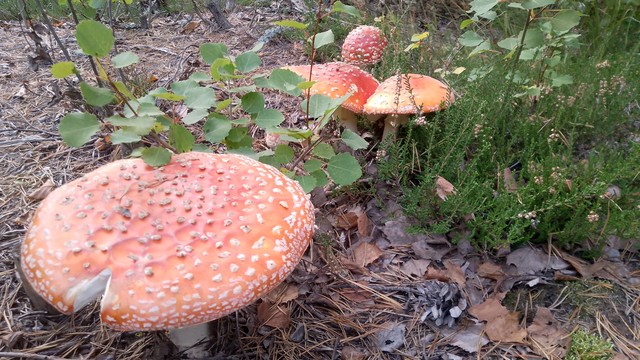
[
  {"left": 20, "top": 152, "right": 314, "bottom": 331},
  {"left": 341, "top": 25, "right": 387, "bottom": 66},
  {"left": 363, "top": 74, "right": 455, "bottom": 115},
  {"left": 284, "top": 62, "right": 379, "bottom": 113}
]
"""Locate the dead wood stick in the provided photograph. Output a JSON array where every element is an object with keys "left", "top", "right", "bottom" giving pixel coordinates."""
[{"left": 206, "top": 1, "right": 232, "bottom": 30}]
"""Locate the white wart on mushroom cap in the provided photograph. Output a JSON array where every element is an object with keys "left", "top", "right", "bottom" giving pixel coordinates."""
[
  {"left": 20, "top": 152, "right": 315, "bottom": 331},
  {"left": 341, "top": 25, "right": 388, "bottom": 66}
]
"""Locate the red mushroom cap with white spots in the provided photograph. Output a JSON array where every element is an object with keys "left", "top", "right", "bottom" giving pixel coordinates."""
[
  {"left": 341, "top": 25, "right": 387, "bottom": 66},
  {"left": 284, "top": 62, "right": 379, "bottom": 113},
  {"left": 20, "top": 152, "right": 314, "bottom": 331},
  {"left": 363, "top": 74, "right": 455, "bottom": 115}
]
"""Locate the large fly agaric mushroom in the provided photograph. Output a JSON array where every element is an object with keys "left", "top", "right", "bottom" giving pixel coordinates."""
[
  {"left": 19, "top": 152, "right": 314, "bottom": 357},
  {"left": 284, "top": 61, "right": 379, "bottom": 131},
  {"left": 363, "top": 73, "right": 455, "bottom": 140},
  {"left": 341, "top": 25, "right": 388, "bottom": 66}
]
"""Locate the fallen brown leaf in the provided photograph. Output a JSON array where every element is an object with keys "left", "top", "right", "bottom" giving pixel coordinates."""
[
  {"left": 477, "top": 262, "right": 505, "bottom": 281},
  {"left": 485, "top": 311, "right": 527, "bottom": 343},
  {"left": 435, "top": 175, "right": 457, "bottom": 201},
  {"left": 341, "top": 346, "right": 367, "bottom": 360},
  {"left": 27, "top": 179, "right": 56, "bottom": 201},
  {"left": 527, "top": 307, "right": 570, "bottom": 360},
  {"left": 351, "top": 241, "right": 383, "bottom": 267},
  {"left": 399, "top": 259, "right": 431, "bottom": 277},
  {"left": 559, "top": 251, "right": 606, "bottom": 278},
  {"left": 265, "top": 282, "right": 299, "bottom": 304},
  {"left": 468, "top": 297, "right": 509, "bottom": 322},
  {"left": 257, "top": 300, "right": 291, "bottom": 329},
  {"left": 181, "top": 21, "right": 200, "bottom": 33},
  {"left": 445, "top": 323, "right": 489, "bottom": 353},
  {"left": 424, "top": 261, "right": 465, "bottom": 286}
]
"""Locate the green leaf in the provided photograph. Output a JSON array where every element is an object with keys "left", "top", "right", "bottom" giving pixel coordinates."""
[
  {"left": 273, "top": 20, "right": 309, "bottom": 29},
  {"left": 411, "top": 32, "right": 429, "bottom": 42},
  {"left": 304, "top": 158, "right": 323, "bottom": 172},
  {"left": 151, "top": 90, "right": 185, "bottom": 101},
  {"left": 109, "top": 128, "right": 141, "bottom": 144},
  {"left": 551, "top": 10, "right": 581, "bottom": 34},
  {"left": 241, "top": 92, "right": 265, "bottom": 114},
  {"left": 297, "top": 81, "right": 316, "bottom": 90},
  {"left": 183, "top": 86, "right": 217, "bottom": 109},
  {"left": 106, "top": 115, "right": 156, "bottom": 135},
  {"left": 341, "top": 129, "right": 369, "bottom": 150},
  {"left": 522, "top": 0, "right": 555, "bottom": 9},
  {"left": 550, "top": 73, "right": 574, "bottom": 87},
  {"left": 171, "top": 79, "right": 199, "bottom": 96},
  {"left": 309, "top": 30, "right": 334, "bottom": 49},
  {"left": 303, "top": 94, "right": 335, "bottom": 118},
  {"left": 142, "top": 147, "right": 172, "bottom": 167},
  {"left": 468, "top": 0, "right": 499, "bottom": 17},
  {"left": 312, "top": 143, "right": 335, "bottom": 160},
  {"left": 225, "top": 127, "right": 253, "bottom": 149},
  {"left": 189, "top": 71, "right": 212, "bottom": 82},
  {"left": 203, "top": 114, "right": 232, "bottom": 143},
  {"left": 59, "top": 112, "right": 101, "bottom": 147},
  {"left": 327, "top": 153, "right": 362, "bottom": 185},
  {"left": 228, "top": 85, "right": 257, "bottom": 93},
  {"left": 295, "top": 175, "right": 317, "bottom": 193},
  {"left": 268, "top": 127, "right": 313, "bottom": 142},
  {"left": 469, "top": 40, "right": 492, "bottom": 56},
  {"left": 235, "top": 51, "right": 261, "bottom": 73},
  {"left": 274, "top": 144, "right": 294, "bottom": 164},
  {"left": 264, "top": 69, "right": 305, "bottom": 96},
  {"left": 200, "top": 43, "right": 228, "bottom": 65},
  {"left": 112, "top": 81, "right": 135, "bottom": 100},
  {"left": 458, "top": 31, "right": 484, "bottom": 47},
  {"left": 75, "top": 20, "right": 114, "bottom": 57},
  {"left": 182, "top": 108, "right": 209, "bottom": 125},
  {"left": 112, "top": 51, "right": 139, "bottom": 68},
  {"left": 497, "top": 36, "right": 519, "bottom": 50},
  {"left": 311, "top": 170, "right": 329, "bottom": 187},
  {"left": 216, "top": 98, "right": 233, "bottom": 111},
  {"left": 169, "top": 124, "right": 195, "bottom": 153},
  {"left": 332, "top": 1, "right": 361, "bottom": 17},
  {"left": 255, "top": 109, "right": 285, "bottom": 129},
  {"left": 460, "top": 19, "right": 474, "bottom": 29},
  {"left": 79, "top": 82, "right": 115, "bottom": 106},
  {"left": 522, "top": 28, "right": 544, "bottom": 48},
  {"left": 210, "top": 58, "right": 238, "bottom": 81},
  {"left": 51, "top": 61, "right": 77, "bottom": 78}
]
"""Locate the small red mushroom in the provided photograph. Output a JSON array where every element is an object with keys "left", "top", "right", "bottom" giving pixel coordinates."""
[
  {"left": 363, "top": 73, "right": 455, "bottom": 140},
  {"left": 341, "top": 25, "right": 388, "bottom": 66},
  {"left": 284, "top": 61, "right": 379, "bottom": 131},
  {"left": 19, "top": 152, "right": 315, "bottom": 357}
]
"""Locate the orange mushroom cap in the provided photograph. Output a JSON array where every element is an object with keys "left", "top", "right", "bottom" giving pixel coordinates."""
[
  {"left": 341, "top": 25, "right": 387, "bottom": 66},
  {"left": 20, "top": 152, "right": 314, "bottom": 331},
  {"left": 284, "top": 62, "right": 379, "bottom": 114},
  {"left": 363, "top": 74, "right": 455, "bottom": 115}
]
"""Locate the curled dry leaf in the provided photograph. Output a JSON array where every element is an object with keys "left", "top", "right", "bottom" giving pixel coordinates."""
[
  {"left": 425, "top": 261, "right": 465, "bottom": 286},
  {"left": 341, "top": 346, "right": 367, "bottom": 360},
  {"left": 336, "top": 206, "right": 371, "bottom": 237},
  {"left": 444, "top": 323, "right": 489, "bottom": 353},
  {"left": 351, "top": 241, "right": 383, "bottom": 267},
  {"left": 527, "top": 307, "right": 570, "bottom": 360},
  {"left": 257, "top": 300, "right": 291, "bottom": 329},
  {"left": 477, "top": 262, "right": 505, "bottom": 281},
  {"left": 399, "top": 259, "right": 431, "bottom": 277},
  {"left": 27, "top": 179, "right": 56, "bottom": 201},
  {"left": 435, "top": 175, "right": 457, "bottom": 201}
]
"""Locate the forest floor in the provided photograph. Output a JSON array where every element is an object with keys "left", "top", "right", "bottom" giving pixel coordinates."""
[{"left": 0, "top": 3, "right": 638, "bottom": 360}]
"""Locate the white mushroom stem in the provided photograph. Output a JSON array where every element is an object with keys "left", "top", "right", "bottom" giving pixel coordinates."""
[
  {"left": 169, "top": 322, "right": 213, "bottom": 358},
  {"left": 334, "top": 107, "right": 358, "bottom": 132},
  {"left": 382, "top": 114, "right": 409, "bottom": 141}
]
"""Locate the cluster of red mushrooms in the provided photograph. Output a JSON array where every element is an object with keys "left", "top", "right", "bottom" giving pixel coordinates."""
[
  {"left": 285, "top": 25, "right": 456, "bottom": 140},
  {"left": 17, "top": 25, "right": 455, "bottom": 358}
]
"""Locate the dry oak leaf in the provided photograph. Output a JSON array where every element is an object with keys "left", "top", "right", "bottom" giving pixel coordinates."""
[
  {"left": 484, "top": 311, "right": 527, "bottom": 343},
  {"left": 468, "top": 296, "right": 509, "bottom": 322},
  {"left": 351, "top": 241, "right": 383, "bottom": 267},
  {"left": 265, "top": 282, "right": 299, "bottom": 304},
  {"left": 435, "top": 175, "right": 457, "bottom": 201},
  {"left": 425, "top": 261, "right": 465, "bottom": 286},
  {"left": 400, "top": 259, "right": 431, "bottom": 277},
  {"left": 527, "top": 307, "right": 570, "bottom": 360},
  {"left": 257, "top": 300, "right": 291, "bottom": 329}
]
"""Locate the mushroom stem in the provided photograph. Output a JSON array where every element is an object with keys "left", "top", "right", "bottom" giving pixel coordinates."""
[
  {"left": 382, "top": 115, "right": 409, "bottom": 141},
  {"left": 335, "top": 107, "right": 359, "bottom": 132},
  {"left": 169, "top": 322, "right": 213, "bottom": 358}
]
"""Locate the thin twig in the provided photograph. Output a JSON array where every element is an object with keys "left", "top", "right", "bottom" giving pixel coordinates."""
[
  {"left": 32, "top": 0, "right": 83, "bottom": 83},
  {"left": 0, "top": 352, "right": 71, "bottom": 360},
  {"left": 66, "top": 0, "right": 103, "bottom": 87}
]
